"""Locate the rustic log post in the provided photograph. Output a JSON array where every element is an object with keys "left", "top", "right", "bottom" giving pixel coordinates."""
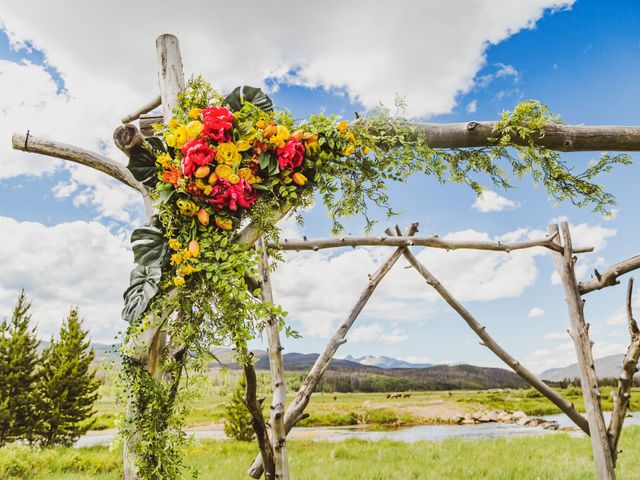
[
  {"left": 247, "top": 223, "right": 419, "bottom": 479},
  {"left": 608, "top": 278, "right": 640, "bottom": 465},
  {"left": 579, "top": 255, "right": 640, "bottom": 295},
  {"left": 400, "top": 245, "right": 591, "bottom": 434},
  {"left": 258, "top": 237, "right": 289, "bottom": 480},
  {"left": 550, "top": 222, "right": 616, "bottom": 480},
  {"left": 122, "top": 33, "right": 185, "bottom": 480}
]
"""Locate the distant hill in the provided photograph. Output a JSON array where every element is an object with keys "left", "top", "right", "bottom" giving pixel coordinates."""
[
  {"left": 344, "top": 355, "right": 432, "bottom": 369},
  {"left": 540, "top": 354, "right": 636, "bottom": 381}
]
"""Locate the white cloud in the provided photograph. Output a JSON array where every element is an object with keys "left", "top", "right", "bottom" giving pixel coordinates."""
[
  {"left": 466, "top": 99, "right": 477, "bottom": 113},
  {"left": 348, "top": 323, "right": 408, "bottom": 344},
  {"left": 543, "top": 331, "right": 568, "bottom": 340},
  {"left": 528, "top": 307, "right": 545, "bottom": 318},
  {"left": 472, "top": 190, "right": 519, "bottom": 212},
  {"left": 495, "top": 63, "right": 520, "bottom": 80},
  {"left": 0, "top": 216, "right": 133, "bottom": 343}
]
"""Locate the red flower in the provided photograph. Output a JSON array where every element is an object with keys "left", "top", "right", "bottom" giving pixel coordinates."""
[
  {"left": 161, "top": 166, "right": 182, "bottom": 186},
  {"left": 277, "top": 138, "right": 305, "bottom": 171},
  {"left": 202, "top": 106, "right": 234, "bottom": 143},
  {"left": 209, "top": 178, "right": 257, "bottom": 212},
  {"left": 181, "top": 139, "right": 215, "bottom": 177}
]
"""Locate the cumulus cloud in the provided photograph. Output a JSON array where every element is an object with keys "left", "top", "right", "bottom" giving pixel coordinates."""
[
  {"left": 0, "top": 216, "right": 133, "bottom": 343},
  {"left": 348, "top": 323, "right": 409, "bottom": 344},
  {"left": 472, "top": 190, "right": 519, "bottom": 212},
  {"left": 528, "top": 307, "right": 545, "bottom": 318},
  {"left": 466, "top": 99, "right": 478, "bottom": 113},
  {"left": 543, "top": 331, "right": 568, "bottom": 340}
]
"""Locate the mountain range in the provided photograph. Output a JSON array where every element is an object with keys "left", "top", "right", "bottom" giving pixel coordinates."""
[
  {"left": 540, "top": 354, "right": 636, "bottom": 381},
  {"left": 343, "top": 355, "right": 432, "bottom": 369}
]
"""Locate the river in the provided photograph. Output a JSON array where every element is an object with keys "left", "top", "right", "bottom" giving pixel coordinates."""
[{"left": 75, "top": 412, "right": 640, "bottom": 448}]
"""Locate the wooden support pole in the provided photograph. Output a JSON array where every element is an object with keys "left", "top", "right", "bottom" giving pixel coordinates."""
[
  {"left": 247, "top": 222, "right": 415, "bottom": 478},
  {"left": 550, "top": 222, "right": 616, "bottom": 480},
  {"left": 257, "top": 237, "right": 289, "bottom": 480},
  {"left": 579, "top": 255, "right": 640, "bottom": 295},
  {"left": 400, "top": 246, "right": 591, "bottom": 435},
  {"left": 608, "top": 278, "right": 640, "bottom": 465}
]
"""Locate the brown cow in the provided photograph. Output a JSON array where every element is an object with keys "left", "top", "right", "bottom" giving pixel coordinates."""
[{"left": 403, "top": 393, "right": 412, "bottom": 398}]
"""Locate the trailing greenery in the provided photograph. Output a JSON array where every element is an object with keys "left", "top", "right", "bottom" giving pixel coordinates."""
[
  {"left": 223, "top": 372, "right": 255, "bottom": 441},
  {"left": 119, "top": 78, "right": 630, "bottom": 480},
  {"left": 0, "top": 291, "right": 41, "bottom": 446},
  {"left": 36, "top": 308, "right": 100, "bottom": 447}
]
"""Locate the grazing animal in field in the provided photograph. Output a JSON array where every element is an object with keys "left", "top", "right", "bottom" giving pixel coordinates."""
[
  {"left": 403, "top": 393, "right": 411, "bottom": 398},
  {"left": 386, "top": 394, "right": 391, "bottom": 399},
  {"left": 389, "top": 393, "right": 402, "bottom": 399},
  {"left": 332, "top": 394, "right": 337, "bottom": 401}
]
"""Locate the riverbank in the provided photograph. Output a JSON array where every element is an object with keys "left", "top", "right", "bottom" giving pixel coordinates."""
[{"left": 4, "top": 427, "right": 640, "bottom": 479}]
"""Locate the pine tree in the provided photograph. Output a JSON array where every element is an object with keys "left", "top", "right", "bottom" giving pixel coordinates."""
[
  {"left": 0, "top": 291, "right": 41, "bottom": 446},
  {"left": 36, "top": 307, "right": 100, "bottom": 447},
  {"left": 223, "top": 373, "right": 255, "bottom": 442}
]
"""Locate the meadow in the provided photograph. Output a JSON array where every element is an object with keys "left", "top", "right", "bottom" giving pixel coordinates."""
[{"left": 3, "top": 427, "right": 640, "bottom": 479}]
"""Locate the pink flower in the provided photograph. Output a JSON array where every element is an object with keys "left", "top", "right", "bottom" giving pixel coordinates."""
[
  {"left": 202, "top": 106, "right": 234, "bottom": 143},
  {"left": 209, "top": 178, "right": 257, "bottom": 212},
  {"left": 277, "top": 138, "right": 305, "bottom": 171},
  {"left": 181, "top": 139, "right": 215, "bottom": 176}
]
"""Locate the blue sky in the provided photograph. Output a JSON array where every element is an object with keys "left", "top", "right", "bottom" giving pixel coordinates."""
[{"left": 0, "top": 0, "right": 638, "bottom": 373}]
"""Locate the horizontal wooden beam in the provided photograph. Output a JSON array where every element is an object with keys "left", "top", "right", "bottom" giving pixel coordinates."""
[
  {"left": 274, "top": 234, "right": 594, "bottom": 254},
  {"left": 579, "top": 254, "right": 640, "bottom": 295},
  {"left": 12, "top": 132, "right": 143, "bottom": 192}
]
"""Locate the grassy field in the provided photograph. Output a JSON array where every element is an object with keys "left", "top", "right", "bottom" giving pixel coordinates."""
[
  {"left": 2, "top": 426, "right": 640, "bottom": 479},
  {"left": 93, "top": 371, "right": 640, "bottom": 429}
]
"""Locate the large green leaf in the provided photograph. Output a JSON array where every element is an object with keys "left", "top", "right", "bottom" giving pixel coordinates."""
[
  {"left": 127, "top": 145, "right": 158, "bottom": 187},
  {"left": 146, "top": 136, "right": 167, "bottom": 154},
  {"left": 131, "top": 215, "right": 169, "bottom": 267},
  {"left": 224, "top": 86, "right": 273, "bottom": 112},
  {"left": 122, "top": 265, "right": 161, "bottom": 324}
]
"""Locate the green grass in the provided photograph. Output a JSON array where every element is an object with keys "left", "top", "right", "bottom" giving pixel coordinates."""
[{"left": 3, "top": 427, "right": 640, "bottom": 479}]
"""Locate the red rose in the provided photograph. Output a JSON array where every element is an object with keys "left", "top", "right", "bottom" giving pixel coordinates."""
[
  {"left": 202, "top": 106, "right": 234, "bottom": 143},
  {"left": 209, "top": 178, "right": 257, "bottom": 212},
  {"left": 277, "top": 138, "right": 305, "bottom": 171},
  {"left": 181, "top": 139, "right": 215, "bottom": 177}
]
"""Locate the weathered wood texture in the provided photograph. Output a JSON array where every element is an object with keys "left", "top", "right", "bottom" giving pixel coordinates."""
[
  {"left": 243, "top": 357, "right": 275, "bottom": 479},
  {"left": 579, "top": 255, "right": 640, "bottom": 295},
  {"left": 138, "top": 115, "right": 640, "bottom": 151},
  {"left": 275, "top": 233, "right": 593, "bottom": 254},
  {"left": 122, "top": 95, "right": 161, "bottom": 124},
  {"left": 258, "top": 237, "right": 289, "bottom": 480},
  {"left": 12, "top": 133, "right": 142, "bottom": 192},
  {"left": 608, "top": 278, "right": 640, "bottom": 465},
  {"left": 248, "top": 224, "right": 419, "bottom": 479},
  {"left": 550, "top": 222, "right": 616, "bottom": 480},
  {"left": 156, "top": 35, "right": 185, "bottom": 120},
  {"left": 401, "top": 246, "right": 590, "bottom": 435}
]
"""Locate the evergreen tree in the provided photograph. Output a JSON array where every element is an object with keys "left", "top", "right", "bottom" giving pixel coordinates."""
[
  {"left": 0, "top": 291, "right": 40, "bottom": 446},
  {"left": 223, "top": 373, "right": 255, "bottom": 442},
  {"left": 36, "top": 308, "right": 100, "bottom": 447}
]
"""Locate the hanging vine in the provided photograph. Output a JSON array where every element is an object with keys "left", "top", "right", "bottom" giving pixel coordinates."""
[{"left": 118, "top": 77, "right": 629, "bottom": 479}]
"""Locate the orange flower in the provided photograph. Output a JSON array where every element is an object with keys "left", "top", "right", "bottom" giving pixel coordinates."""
[
  {"left": 161, "top": 167, "right": 182, "bottom": 186},
  {"left": 188, "top": 240, "right": 200, "bottom": 257},
  {"left": 215, "top": 217, "right": 233, "bottom": 230},
  {"left": 292, "top": 172, "right": 308, "bottom": 186},
  {"left": 195, "top": 166, "right": 210, "bottom": 178},
  {"left": 196, "top": 209, "right": 209, "bottom": 226},
  {"left": 208, "top": 173, "right": 219, "bottom": 185},
  {"left": 263, "top": 124, "right": 277, "bottom": 139}
]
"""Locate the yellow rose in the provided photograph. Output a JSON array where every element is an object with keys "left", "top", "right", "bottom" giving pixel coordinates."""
[
  {"left": 238, "top": 167, "right": 252, "bottom": 180},
  {"left": 215, "top": 142, "right": 242, "bottom": 166},
  {"left": 236, "top": 139, "right": 251, "bottom": 152},
  {"left": 169, "top": 118, "right": 179, "bottom": 129},
  {"left": 186, "top": 120, "right": 204, "bottom": 140},
  {"left": 276, "top": 125, "right": 290, "bottom": 140},
  {"left": 228, "top": 174, "right": 240, "bottom": 185},
  {"left": 173, "top": 276, "right": 185, "bottom": 287},
  {"left": 188, "top": 108, "right": 202, "bottom": 119},
  {"left": 337, "top": 121, "right": 348, "bottom": 133},
  {"left": 174, "top": 125, "right": 189, "bottom": 149},
  {"left": 215, "top": 164, "right": 233, "bottom": 179},
  {"left": 270, "top": 135, "right": 285, "bottom": 148}
]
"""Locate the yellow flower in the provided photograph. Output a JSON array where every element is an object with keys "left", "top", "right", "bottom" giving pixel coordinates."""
[
  {"left": 215, "top": 164, "right": 233, "bottom": 179},
  {"left": 170, "top": 252, "right": 183, "bottom": 265},
  {"left": 157, "top": 153, "right": 173, "bottom": 168},
  {"left": 292, "top": 172, "right": 308, "bottom": 186},
  {"left": 177, "top": 199, "right": 198, "bottom": 216},
  {"left": 215, "top": 217, "right": 233, "bottom": 230},
  {"left": 228, "top": 174, "right": 240, "bottom": 185},
  {"left": 188, "top": 108, "right": 202, "bottom": 119},
  {"left": 169, "top": 239, "right": 182, "bottom": 251},
  {"left": 236, "top": 139, "right": 251, "bottom": 152},
  {"left": 337, "top": 121, "right": 348, "bottom": 133},
  {"left": 169, "top": 118, "right": 179, "bottom": 129},
  {"left": 239, "top": 168, "right": 262, "bottom": 184},
  {"left": 346, "top": 131, "right": 356, "bottom": 143},
  {"left": 181, "top": 249, "right": 192, "bottom": 261},
  {"left": 186, "top": 120, "right": 203, "bottom": 140},
  {"left": 174, "top": 125, "right": 189, "bottom": 149},
  {"left": 343, "top": 145, "right": 356, "bottom": 156},
  {"left": 165, "top": 133, "right": 176, "bottom": 147},
  {"left": 177, "top": 265, "right": 196, "bottom": 276},
  {"left": 270, "top": 135, "right": 286, "bottom": 148},
  {"left": 362, "top": 146, "right": 371, "bottom": 154},
  {"left": 276, "top": 125, "right": 290, "bottom": 140},
  {"left": 256, "top": 120, "right": 267, "bottom": 129},
  {"left": 215, "top": 142, "right": 242, "bottom": 166},
  {"left": 173, "top": 276, "right": 185, "bottom": 287}
]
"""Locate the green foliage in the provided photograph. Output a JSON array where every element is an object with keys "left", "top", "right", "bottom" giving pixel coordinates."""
[
  {"left": 224, "top": 85, "right": 273, "bottom": 112},
  {"left": 0, "top": 291, "right": 40, "bottom": 446},
  {"left": 127, "top": 145, "right": 159, "bottom": 187},
  {"left": 223, "top": 373, "right": 254, "bottom": 442},
  {"left": 35, "top": 308, "right": 101, "bottom": 447}
]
